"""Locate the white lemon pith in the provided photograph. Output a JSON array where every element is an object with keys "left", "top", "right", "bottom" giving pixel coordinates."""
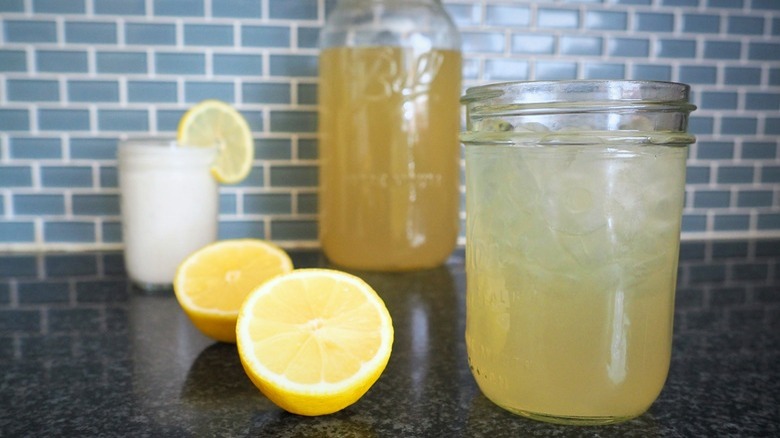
[
  {"left": 177, "top": 99, "right": 254, "bottom": 184},
  {"left": 173, "top": 239, "right": 293, "bottom": 343},
  {"left": 236, "top": 269, "right": 394, "bottom": 416}
]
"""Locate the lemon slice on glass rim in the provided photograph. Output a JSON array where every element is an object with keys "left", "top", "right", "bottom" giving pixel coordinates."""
[{"left": 177, "top": 99, "right": 254, "bottom": 184}]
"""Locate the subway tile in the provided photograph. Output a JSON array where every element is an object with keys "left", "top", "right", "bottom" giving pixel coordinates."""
[
  {"left": 156, "top": 109, "right": 186, "bottom": 132},
  {"left": 463, "top": 32, "right": 505, "bottom": 54},
  {"left": 243, "top": 110, "right": 264, "bottom": 132},
  {"left": 33, "top": 0, "right": 84, "bottom": 14},
  {"left": 724, "top": 67, "right": 762, "bottom": 85},
  {"left": 41, "top": 166, "right": 93, "bottom": 187},
  {"left": 0, "top": 50, "right": 27, "bottom": 72},
  {"left": 270, "top": 220, "right": 317, "bottom": 240},
  {"left": 0, "top": 0, "right": 24, "bottom": 12},
  {"left": 270, "top": 110, "right": 317, "bottom": 133},
  {"left": 270, "top": 165, "right": 318, "bottom": 187},
  {"left": 154, "top": 0, "right": 204, "bottom": 17},
  {"left": 213, "top": 53, "right": 263, "bottom": 76},
  {"left": 0, "top": 166, "right": 33, "bottom": 187},
  {"left": 771, "top": 68, "right": 780, "bottom": 86},
  {"left": 511, "top": 34, "right": 555, "bottom": 55},
  {"left": 713, "top": 214, "right": 750, "bottom": 231},
  {"left": 0, "top": 255, "right": 37, "bottom": 277},
  {"left": 717, "top": 166, "right": 754, "bottom": 184},
  {"left": 297, "top": 193, "right": 317, "bottom": 214},
  {"left": 745, "top": 93, "right": 780, "bottom": 110},
  {"left": 18, "top": 281, "right": 70, "bottom": 304},
  {"left": 537, "top": 8, "right": 579, "bottom": 29},
  {"left": 242, "top": 83, "right": 291, "bottom": 104},
  {"left": 688, "top": 116, "right": 714, "bottom": 135},
  {"left": 9, "top": 137, "right": 61, "bottom": 159},
  {"left": 255, "top": 139, "right": 292, "bottom": 160},
  {"left": 98, "top": 110, "right": 149, "bottom": 131},
  {"left": 485, "top": 5, "right": 531, "bottom": 27},
  {"left": 212, "top": 0, "right": 262, "bottom": 18},
  {"left": 760, "top": 165, "right": 780, "bottom": 183},
  {"left": 727, "top": 16, "right": 765, "bottom": 35},
  {"left": 4, "top": 20, "right": 57, "bottom": 43},
  {"left": 44, "top": 222, "right": 96, "bottom": 243},
  {"left": 297, "top": 83, "right": 317, "bottom": 105},
  {"left": 682, "top": 14, "right": 720, "bottom": 33},
  {"left": 72, "top": 194, "right": 120, "bottom": 215},
  {"left": 632, "top": 64, "right": 672, "bottom": 81},
  {"left": 707, "top": 0, "right": 743, "bottom": 8},
  {"left": 560, "top": 36, "right": 602, "bottom": 56},
  {"left": 766, "top": 117, "right": 780, "bottom": 136},
  {"left": 757, "top": 214, "right": 780, "bottom": 230},
  {"left": 185, "top": 81, "right": 235, "bottom": 103},
  {"left": 36, "top": 50, "right": 88, "bottom": 73},
  {"left": 70, "top": 137, "right": 119, "bottom": 160},
  {"left": 99, "top": 166, "right": 118, "bottom": 188},
  {"left": 693, "top": 190, "right": 730, "bottom": 208},
  {"left": 220, "top": 194, "right": 237, "bottom": 214},
  {"left": 614, "top": 0, "right": 652, "bottom": 4},
  {"left": 697, "top": 141, "right": 734, "bottom": 160},
  {"left": 268, "top": 0, "right": 317, "bottom": 20},
  {"left": 721, "top": 117, "right": 757, "bottom": 135},
  {"left": 535, "top": 61, "right": 578, "bottom": 80},
  {"left": 14, "top": 194, "right": 65, "bottom": 215},
  {"left": 234, "top": 165, "right": 264, "bottom": 187},
  {"left": 0, "top": 109, "right": 30, "bottom": 131},
  {"left": 656, "top": 39, "right": 696, "bottom": 58},
  {"left": 700, "top": 91, "right": 738, "bottom": 110},
  {"left": 184, "top": 24, "right": 234, "bottom": 46},
  {"left": 127, "top": 80, "right": 178, "bottom": 103},
  {"left": 297, "top": 27, "right": 320, "bottom": 49},
  {"left": 753, "top": 0, "right": 780, "bottom": 9},
  {"left": 125, "top": 23, "right": 176, "bottom": 45},
  {"left": 711, "top": 241, "right": 749, "bottom": 259},
  {"left": 678, "top": 65, "right": 717, "bottom": 84},
  {"left": 756, "top": 239, "right": 780, "bottom": 257},
  {"left": 269, "top": 54, "right": 317, "bottom": 77},
  {"left": 0, "top": 222, "right": 35, "bottom": 243},
  {"left": 94, "top": 0, "right": 146, "bottom": 15},
  {"left": 7, "top": 79, "right": 59, "bottom": 102},
  {"left": 155, "top": 52, "right": 205, "bottom": 74},
  {"left": 484, "top": 59, "right": 529, "bottom": 81},
  {"left": 68, "top": 80, "right": 120, "bottom": 102},
  {"left": 583, "top": 63, "right": 624, "bottom": 80},
  {"left": 242, "top": 25, "right": 291, "bottom": 48},
  {"left": 736, "top": 190, "right": 773, "bottom": 208},
  {"left": 741, "top": 141, "right": 777, "bottom": 160},
  {"left": 65, "top": 22, "right": 117, "bottom": 44},
  {"left": 38, "top": 109, "right": 90, "bottom": 131},
  {"left": 218, "top": 220, "right": 266, "bottom": 240},
  {"left": 585, "top": 11, "right": 627, "bottom": 30},
  {"left": 463, "top": 58, "right": 480, "bottom": 80},
  {"left": 447, "top": 4, "right": 481, "bottom": 27},
  {"left": 636, "top": 12, "right": 675, "bottom": 32},
  {"left": 96, "top": 51, "right": 148, "bottom": 73},
  {"left": 298, "top": 139, "right": 318, "bottom": 159},
  {"left": 686, "top": 165, "right": 711, "bottom": 184},
  {"left": 703, "top": 41, "right": 741, "bottom": 59},
  {"left": 244, "top": 193, "right": 292, "bottom": 214},
  {"left": 608, "top": 38, "right": 649, "bottom": 57},
  {"left": 662, "top": 0, "right": 698, "bottom": 5}
]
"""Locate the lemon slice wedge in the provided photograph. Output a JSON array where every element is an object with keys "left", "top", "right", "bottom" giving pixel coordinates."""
[
  {"left": 236, "top": 268, "right": 394, "bottom": 416},
  {"left": 173, "top": 239, "right": 294, "bottom": 343},
  {"left": 177, "top": 99, "right": 254, "bottom": 184}
]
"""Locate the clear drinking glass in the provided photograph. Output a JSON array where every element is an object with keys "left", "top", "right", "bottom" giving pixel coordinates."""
[
  {"left": 461, "top": 80, "right": 696, "bottom": 425},
  {"left": 118, "top": 138, "right": 218, "bottom": 291}
]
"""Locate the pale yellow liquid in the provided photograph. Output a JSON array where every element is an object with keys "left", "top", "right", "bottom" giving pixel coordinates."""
[
  {"left": 465, "top": 140, "right": 687, "bottom": 424},
  {"left": 318, "top": 47, "right": 461, "bottom": 271}
]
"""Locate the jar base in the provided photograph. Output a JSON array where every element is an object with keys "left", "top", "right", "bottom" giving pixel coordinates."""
[
  {"left": 131, "top": 280, "right": 173, "bottom": 292},
  {"left": 499, "top": 405, "right": 642, "bottom": 426}
]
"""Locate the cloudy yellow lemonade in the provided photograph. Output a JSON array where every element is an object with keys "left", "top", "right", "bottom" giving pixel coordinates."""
[{"left": 465, "top": 133, "right": 687, "bottom": 423}]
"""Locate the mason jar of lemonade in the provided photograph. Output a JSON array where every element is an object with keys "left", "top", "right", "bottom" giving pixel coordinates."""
[{"left": 318, "top": 0, "right": 462, "bottom": 271}]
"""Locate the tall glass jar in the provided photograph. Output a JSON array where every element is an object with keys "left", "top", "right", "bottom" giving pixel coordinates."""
[
  {"left": 318, "top": 0, "right": 462, "bottom": 271},
  {"left": 461, "top": 80, "right": 696, "bottom": 425}
]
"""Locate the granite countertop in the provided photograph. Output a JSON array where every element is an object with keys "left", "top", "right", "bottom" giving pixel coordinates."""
[{"left": 1, "top": 240, "right": 778, "bottom": 437}]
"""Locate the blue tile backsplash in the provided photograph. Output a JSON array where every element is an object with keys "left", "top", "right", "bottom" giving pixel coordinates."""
[{"left": 1, "top": 0, "right": 779, "bottom": 250}]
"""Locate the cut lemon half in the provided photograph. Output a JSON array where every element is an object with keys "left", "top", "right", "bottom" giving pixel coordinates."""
[
  {"left": 177, "top": 99, "right": 253, "bottom": 184},
  {"left": 236, "top": 269, "right": 394, "bottom": 416},
  {"left": 173, "top": 239, "right": 293, "bottom": 343}
]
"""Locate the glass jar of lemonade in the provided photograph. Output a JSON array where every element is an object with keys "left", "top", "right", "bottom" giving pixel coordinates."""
[
  {"left": 318, "top": 0, "right": 462, "bottom": 271},
  {"left": 461, "top": 81, "right": 696, "bottom": 425}
]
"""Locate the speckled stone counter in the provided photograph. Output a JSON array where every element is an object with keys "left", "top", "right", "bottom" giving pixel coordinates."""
[{"left": 1, "top": 240, "right": 778, "bottom": 437}]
